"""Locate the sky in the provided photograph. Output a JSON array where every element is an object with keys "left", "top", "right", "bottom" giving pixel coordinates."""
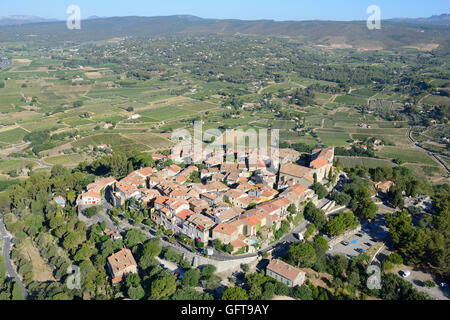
[{"left": 0, "top": 0, "right": 449, "bottom": 21}]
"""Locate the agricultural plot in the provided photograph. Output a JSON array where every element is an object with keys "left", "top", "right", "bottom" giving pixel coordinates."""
[
  {"left": 123, "top": 133, "right": 173, "bottom": 150},
  {"left": 0, "top": 127, "right": 28, "bottom": 144},
  {"left": 63, "top": 117, "right": 94, "bottom": 127},
  {"left": 376, "top": 146, "right": 437, "bottom": 165},
  {"left": 0, "top": 159, "right": 38, "bottom": 173},
  {"left": 44, "top": 154, "right": 91, "bottom": 167},
  {"left": 72, "top": 133, "right": 148, "bottom": 153},
  {"left": 139, "top": 106, "right": 195, "bottom": 121},
  {"left": 336, "top": 156, "right": 396, "bottom": 168},
  {"left": 316, "top": 130, "right": 351, "bottom": 146},
  {"left": 404, "top": 164, "right": 446, "bottom": 183},
  {"left": 335, "top": 95, "right": 368, "bottom": 105},
  {"left": 351, "top": 88, "right": 377, "bottom": 98},
  {"left": 20, "top": 120, "right": 65, "bottom": 132},
  {"left": 422, "top": 94, "right": 450, "bottom": 107}
]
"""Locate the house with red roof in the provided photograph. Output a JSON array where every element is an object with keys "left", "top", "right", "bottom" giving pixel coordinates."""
[{"left": 76, "top": 191, "right": 102, "bottom": 207}]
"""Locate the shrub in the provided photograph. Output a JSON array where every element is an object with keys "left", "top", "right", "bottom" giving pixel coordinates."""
[{"left": 85, "top": 206, "right": 99, "bottom": 218}]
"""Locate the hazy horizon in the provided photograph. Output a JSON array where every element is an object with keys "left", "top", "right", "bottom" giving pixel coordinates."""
[{"left": 0, "top": 0, "right": 449, "bottom": 22}]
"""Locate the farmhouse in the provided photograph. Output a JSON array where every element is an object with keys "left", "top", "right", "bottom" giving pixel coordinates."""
[
  {"left": 76, "top": 191, "right": 102, "bottom": 207},
  {"left": 375, "top": 180, "right": 395, "bottom": 194},
  {"left": 266, "top": 259, "right": 306, "bottom": 287},
  {"left": 107, "top": 248, "right": 138, "bottom": 284}
]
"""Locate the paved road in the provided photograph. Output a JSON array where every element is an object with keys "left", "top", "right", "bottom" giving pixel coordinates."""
[{"left": 0, "top": 219, "right": 28, "bottom": 300}]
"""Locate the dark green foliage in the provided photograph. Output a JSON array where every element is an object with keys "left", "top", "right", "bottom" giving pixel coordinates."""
[
  {"left": 303, "top": 202, "right": 327, "bottom": 231},
  {"left": 172, "top": 287, "right": 213, "bottom": 300},
  {"left": 182, "top": 268, "right": 200, "bottom": 287},
  {"left": 221, "top": 287, "right": 248, "bottom": 300},
  {"left": 293, "top": 284, "right": 313, "bottom": 300}
]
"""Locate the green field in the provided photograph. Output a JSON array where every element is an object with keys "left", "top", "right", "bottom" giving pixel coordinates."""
[
  {"left": 335, "top": 95, "right": 368, "bottom": 105},
  {"left": 44, "top": 154, "right": 90, "bottom": 167},
  {"left": 336, "top": 156, "right": 396, "bottom": 168},
  {"left": 316, "top": 130, "right": 351, "bottom": 146},
  {"left": 0, "top": 127, "right": 28, "bottom": 144},
  {"left": 0, "top": 159, "right": 38, "bottom": 173},
  {"left": 377, "top": 146, "right": 437, "bottom": 165}
]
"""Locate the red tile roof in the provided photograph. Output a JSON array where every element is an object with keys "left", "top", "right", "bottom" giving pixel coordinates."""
[
  {"left": 310, "top": 157, "right": 329, "bottom": 169},
  {"left": 267, "top": 259, "right": 304, "bottom": 282},
  {"left": 176, "top": 209, "right": 195, "bottom": 221},
  {"left": 214, "top": 223, "right": 237, "bottom": 235}
]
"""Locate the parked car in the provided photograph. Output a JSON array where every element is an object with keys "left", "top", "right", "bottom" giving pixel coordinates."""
[
  {"left": 356, "top": 233, "right": 363, "bottom": 237},
  {"left": 440, "top": 282, "right": 447, "bottom": 288},
  {"left": 295, "top": 233, "right": 304, "bottom": 241},
  {"left": 400, "top": 270, "right": 411, "bottom": 278},
  {"left": 342, "top": 241, "right": 349, "bottom": 246}
]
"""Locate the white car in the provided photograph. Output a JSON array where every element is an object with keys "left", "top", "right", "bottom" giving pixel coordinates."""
[{"left": 401, "top": 270, "right": 411, "bottom": 278}]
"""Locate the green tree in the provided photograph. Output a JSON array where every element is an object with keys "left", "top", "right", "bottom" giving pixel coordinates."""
[
  {"left": 287, "top": 204, "right": 297, "bottom": 215},
  {"left": 182, "top": 268, "right": 200, "bottom": 287},
  {"left": 303, "top": 202, "right": 327, "bottom": 231},
  {"left": 142, "top": 239, "right": 162, "bottom": 259},
  {"left": 293, "top": 285, "right": 313, "bottom": 300},
  {"left": 327, "top": 255, "right": 348, "bottom": 277},
  {"left": 288, "top": 242, "right": 316, "bottom": 268},
  {"left": 201, "top": 265, "right": 217, "bottom": 280},
  {"left": 172, "top": 287, "right": 214, "bottom": 300},
  {"left": 313, "top": 236, "right": 329, "bottom": 255},
  {"left": 128, "top": 285, "right": 145, "bottom": 300},
  {"left": 150, "top": 276, "right": 177, "bottom": 299},
  {"left": 11, "top": 282, "right": 22, "bottom": 300},
  {"left": 221, "top": 287, "right": 249, "bottom": 300},
  {"left": 312, "top": 183, "right": 328, "bottom": 200},
  {"left": 274, "top": 282, "right": 290, "bottom": 296},
  {"left": 124, "top": 229, "right": 146, "bottom": 248},
  {"left": 85, "top": 206, "right": 99, "bottom": 218}
]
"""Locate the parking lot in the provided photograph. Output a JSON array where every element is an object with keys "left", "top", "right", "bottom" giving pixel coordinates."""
[{"left": 328, "top": 217, "right": 389, "bottom": 259}]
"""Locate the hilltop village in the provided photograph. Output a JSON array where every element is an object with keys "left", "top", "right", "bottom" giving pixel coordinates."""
[{"left": 76, "top": 147, "right": 334, "bottom": 257}]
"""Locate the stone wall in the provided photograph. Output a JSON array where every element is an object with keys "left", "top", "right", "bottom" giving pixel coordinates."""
[{"left": 159, "top": 241, "right": 260, "bottom": 273}]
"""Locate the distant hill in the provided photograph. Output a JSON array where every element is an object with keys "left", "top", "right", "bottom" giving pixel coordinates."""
[
  {"left": 0, "top": 15, "right": 58, "bottom": 26},
  {"left": 0, "top": 15, "right": 448, "bottom": 51},
  {"left": 388, "top": 14, "right": 450, "bottom": 26}
]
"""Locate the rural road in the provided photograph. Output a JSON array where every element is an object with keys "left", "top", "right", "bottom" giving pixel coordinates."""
[
  {"left": 408, "top": 128, "right": 449, "bottom": 174},
  {"left": 0, "top": 218, "right": 29, "bottom": 299}
]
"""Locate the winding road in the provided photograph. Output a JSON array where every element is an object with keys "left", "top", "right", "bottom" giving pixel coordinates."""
[
  {"left": 0, "top": 218, "right": 28, "bottom": 299},
  {"left": 407, "top": 128, "right": 449, "bottom": 174}
]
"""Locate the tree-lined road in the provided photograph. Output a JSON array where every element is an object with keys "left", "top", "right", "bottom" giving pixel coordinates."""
[{"left": 0, "top": 219, "right": 28, "bottom": 300}]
